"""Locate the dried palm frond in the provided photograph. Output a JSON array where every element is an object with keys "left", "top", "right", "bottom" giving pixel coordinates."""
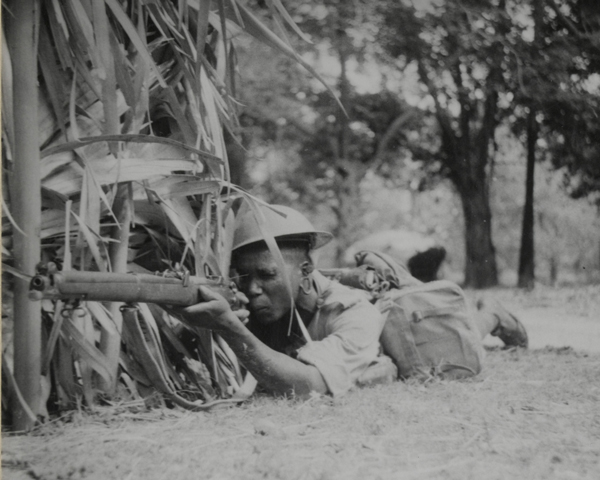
[{"left": 2, "top": 0, "right": 318, "bottom": 423}]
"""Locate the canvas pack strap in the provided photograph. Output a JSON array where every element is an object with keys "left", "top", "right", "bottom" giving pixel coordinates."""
[
  {"left": 378, "top": 300, "right": 424, "bottom": 378},
  {"left": 410, "top": 306, "right": 460, "bottom": 323}
]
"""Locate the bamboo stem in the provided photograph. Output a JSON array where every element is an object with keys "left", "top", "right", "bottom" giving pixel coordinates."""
[
  {"left": 93, "top": 0, "right": 129, "bottom": 394},
  {"left": 99, "top": 184, "right": 133, "bottom": 393},
  {"left": 7, "top": 0, "right": 42, "bottom": 431}
]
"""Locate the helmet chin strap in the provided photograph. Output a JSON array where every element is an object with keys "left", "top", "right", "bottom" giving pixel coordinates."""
[{"left": 294, "top": 309, "right": 313, "bottom": 343}]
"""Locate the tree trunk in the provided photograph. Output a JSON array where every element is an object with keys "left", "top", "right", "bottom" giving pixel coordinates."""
[
  {"left": 418, "top": 58, "right": 500, "bottom": 289},
  {"left": 517, "top": 0, "right": 543, "bottom": 289},
  {"left": 332, "top": 161, "right": 365, "bottom": 266},
  {"left": 459, "top": 181, "right": 498, "bottom": 288},
  {"left": 331, "top": 25, "right": 356, "bottom": 266},
  {"left": 549, "top": 255, "right": 558, "bottom": 286},
  {"left": 7, "top": 0, "right": 42, "bottom": 431},
  {"left": 518, "top": 110, "right": 536, "bottom": 289}
]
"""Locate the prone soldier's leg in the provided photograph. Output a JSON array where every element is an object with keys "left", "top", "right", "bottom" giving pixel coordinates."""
[{"left": 473, "top": 300, "right": 529, "bottom": 348}]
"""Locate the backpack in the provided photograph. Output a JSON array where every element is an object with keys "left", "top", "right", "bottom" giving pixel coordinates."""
[{"left": 354, "top": 250, "right": 485, "bottom": 380}]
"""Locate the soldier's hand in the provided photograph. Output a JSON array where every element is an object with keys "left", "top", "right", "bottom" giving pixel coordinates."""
[
  {"left": 179, "top": 286, "right": 249, "bottom": 331},
  {"left": 233, "top": 291, "right": 250, "bottom": 324}
]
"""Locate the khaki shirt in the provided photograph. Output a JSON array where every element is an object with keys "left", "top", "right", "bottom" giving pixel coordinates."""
[{"left": 295, "top": 271, "right": 387, "bottom": 396}]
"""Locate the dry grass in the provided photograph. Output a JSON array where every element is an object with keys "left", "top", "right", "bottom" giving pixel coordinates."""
[
  {"left": 464, "top": 284, "right": 600, "bottom": 319},
  {"left": 3, "top": 286, "right": 600, "bottom": 480}
]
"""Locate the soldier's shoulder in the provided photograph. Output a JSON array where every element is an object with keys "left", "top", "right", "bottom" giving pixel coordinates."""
[{"left": 323, "top": 279, "right": 374, "bottom": 309}]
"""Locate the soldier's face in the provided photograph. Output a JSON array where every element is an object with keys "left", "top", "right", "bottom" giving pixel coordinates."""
[{"left": 233, "top": 245, "right": 304, "bottom": 325}]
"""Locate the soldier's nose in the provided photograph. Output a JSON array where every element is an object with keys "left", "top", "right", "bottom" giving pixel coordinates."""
[{"left": 246, "top": 279, "right": 263, "bottom": 296}]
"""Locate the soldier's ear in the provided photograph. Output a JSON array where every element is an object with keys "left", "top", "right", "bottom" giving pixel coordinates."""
[{"left": 301, "top": 261, "right": 314, "bottom": 277}]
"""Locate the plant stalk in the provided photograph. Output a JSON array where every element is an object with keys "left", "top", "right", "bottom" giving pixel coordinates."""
[
  {"left": 7, "top": 0, "right": 42, "bottom": 431},
  {"left": 93, "top": 0, "right": 129, "bottom": 394},
  {"left": 99, "top": 184, "right": 133, "bottom": 393}
]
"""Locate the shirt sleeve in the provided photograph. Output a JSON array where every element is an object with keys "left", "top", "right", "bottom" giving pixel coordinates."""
[{"left": 295, "top": 299, "right": 385, "bottom": 396}]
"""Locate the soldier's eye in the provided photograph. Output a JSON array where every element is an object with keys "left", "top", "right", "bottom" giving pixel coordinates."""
[
  {"left": 258, "top": 269, "right": 277, "bottom": 279},
  {"left": 260, "top": 273, "right": 276, "bottom": 280}
]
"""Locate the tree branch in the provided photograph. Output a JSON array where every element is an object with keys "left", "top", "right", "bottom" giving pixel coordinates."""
[
  {"left": 370, "top": 110, "right": 416, "bottom": 171},
  {"left": 546, "top": 0, "right": 586, "bottom": 39},
  {"left": 474, "top": 82, "right": 499, "bottom": 185},
  {"left": 450, "top": 58, "right": 471, "bottom": 145},
  {"left": 245, "top": 106, "right": 316, "bottom": 138},
  {"left": 416, "top": 60, "right": 461, "bottom": 173}
]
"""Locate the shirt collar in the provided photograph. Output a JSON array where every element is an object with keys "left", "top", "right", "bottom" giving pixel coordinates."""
[{"left": 311, "top": 270, "right": 334, "bottom": 309}]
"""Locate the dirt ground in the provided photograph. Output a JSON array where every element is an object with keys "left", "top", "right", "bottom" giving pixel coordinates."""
[{"left": 2, "top": 285, "right": 600, "bottom": 480}]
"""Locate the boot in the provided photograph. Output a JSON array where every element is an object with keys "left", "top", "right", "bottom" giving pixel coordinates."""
[{"left": 486, "top": 301, "right": 529, "bottom": 348}]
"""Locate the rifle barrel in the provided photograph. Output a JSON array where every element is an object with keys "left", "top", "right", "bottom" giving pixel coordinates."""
[
  {"left": 319, "top": 267, "right": 380, "bottom": 290},
  {"left": 29, "top": 270, "right": 237, "bottom": 307}
]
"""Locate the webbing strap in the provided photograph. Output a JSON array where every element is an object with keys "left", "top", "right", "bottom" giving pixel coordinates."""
[
  {"left": 380, "top": 302, "right": 423, "bottom": 378},
  {"left": 295, "top": 308, "right": 313, "bottom": 344},
  {"left": 411, "top": 306, "right": 459, "bottom": 322}
]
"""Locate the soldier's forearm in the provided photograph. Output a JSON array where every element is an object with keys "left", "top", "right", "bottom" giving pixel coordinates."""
[{"left": 219, "top": 323, "right": 328, "bottom": 398}]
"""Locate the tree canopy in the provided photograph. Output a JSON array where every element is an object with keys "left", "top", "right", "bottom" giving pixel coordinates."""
[{"left": 238, "top": 0, "right": 599, "bottom": 285}]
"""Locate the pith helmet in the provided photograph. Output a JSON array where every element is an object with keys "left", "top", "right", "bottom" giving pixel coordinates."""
[{"left": 232, "top": 204, "right": 333, "bottom": 251}]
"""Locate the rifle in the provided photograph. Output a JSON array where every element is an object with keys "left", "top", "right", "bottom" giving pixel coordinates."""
[
  {"left": 30, "top": 264, "right": 385, "bottom": 306},
  {"left": 319, "top": 266, "right": 388, "bottom": 296},
  {"left": 29, "top": 262, "right": 251, "bottom": 411},
  {"left": 29, "top": 262, "right": 241, "bottom": 308},
  {"left": 27, "top": 263, "right": 382, "bottom": 410}
]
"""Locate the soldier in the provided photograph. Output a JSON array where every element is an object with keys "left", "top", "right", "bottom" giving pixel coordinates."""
[{"left": 177, "top": 204, "right": 527, "bottom": 398}]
